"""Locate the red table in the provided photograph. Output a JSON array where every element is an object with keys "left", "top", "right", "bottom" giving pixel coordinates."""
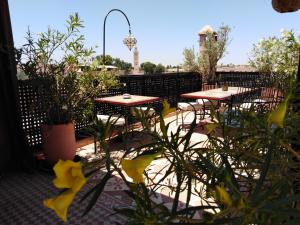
[
  {"left": 95, "top": 94, "right": 160, "bottom": 129},
  {"left": 95, "top": 94, "right": 160, "bottom": 150},
  {"left": 181, "top": 87, "right": 254, "bottom": 125},
  {"left": 181, "top": 87, "right": 251, "bottom": 101}
]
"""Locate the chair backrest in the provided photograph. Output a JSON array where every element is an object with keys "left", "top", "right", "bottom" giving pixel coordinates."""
[
  {"left": 202, "top": 83, "right": 218, "bottom": 91},
  {"left": 261, "top": 87, "right": 284, "bottom": 108},
  {"left": 231, "top": 86, "right": 250, "bottom": 105}
]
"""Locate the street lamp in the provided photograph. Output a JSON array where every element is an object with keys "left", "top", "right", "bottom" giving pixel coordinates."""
[{"left": 102, "top": 9, "right": 137, "bottom": 65}]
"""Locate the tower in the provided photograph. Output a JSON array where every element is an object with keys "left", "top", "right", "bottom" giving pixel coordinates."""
[
  {"left": 198, "top": 25, "right": 218, "bottom": 82},
  {"left": 198, "top": 25, "right": 217, "bottom": 55},
  {"left": 133, "top": 46, "right": 139, "bottom": 74}
]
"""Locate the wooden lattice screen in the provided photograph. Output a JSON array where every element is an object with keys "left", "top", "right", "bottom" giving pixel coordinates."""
[
  {"left": 18, "top": 72, "right": 202, "bottom": 149},
  {"left": 18, "top": 80, "right": 45, "bottom": 147},
  {"left": 120, "top": 72, "right": 201, "bottom": 107},
  {"left": 217, "top": 72, "right": 262, "bottom": 87},
  {"left": 18, "top": 71, "right": 280, "bottom": 150}
]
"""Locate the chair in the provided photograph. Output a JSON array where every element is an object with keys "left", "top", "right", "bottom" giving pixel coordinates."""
[
  {"left": 131, "top": 106, "right": 156, "bottom": 117},
  {"left": 202, "top": 83, "right": 219, "bottom": 91},
  {"left": 177, "top": 84, "right": 220, "bottom": 129},
  {"left": 176, "top": 101, "right": 204, "bottom": 129},
  {"left": 199, "top": 83, "right": 220, "bottom": 115},
  {"left": 196, "top": 98, "right": 219, "bottom": 116},
  {"left": 96, "top": 114, "right": 126, "bottom": 126},
  {"left": 93, "top": 114, "right": 126, "bottom": 153},
  {"left": 240, "top": 87, "right": 283, "bottom": 113},
  {"left": 131, "top": 106, "right": 157, "bottom": 131},
  {"left": 221, "top": 86, "right": 252, "bottom": 126}
]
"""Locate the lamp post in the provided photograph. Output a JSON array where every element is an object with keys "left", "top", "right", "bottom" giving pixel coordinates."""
[{"left": 102, "top": 9, "right": 137, "bottom": 65}]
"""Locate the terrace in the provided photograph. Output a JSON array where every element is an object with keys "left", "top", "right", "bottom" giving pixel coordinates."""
[{"left": 1, "top": 1, "right": 300, "bottom": 225}]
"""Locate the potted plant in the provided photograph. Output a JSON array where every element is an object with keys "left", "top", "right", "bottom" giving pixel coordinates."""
[{"left": 16, "top": 13, "right": 101, "bottom": 163}]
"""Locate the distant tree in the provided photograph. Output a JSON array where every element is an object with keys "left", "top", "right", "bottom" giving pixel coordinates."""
[
  {"left": 182, "top": 47, "right": 199, "bottom": 72},
  {"left": 141, "top": 62, "right": 156, "bottom": 74},
  {"left": 155, "top": 63, "right": 165, "bottom": 74},
  {"left": 96, "top": 54, "right": 113, "bottom": 65},
  {"left": 112, "top": 58, "right": 132, "bottom": 73},
  {"left": 183, "top": 25, "right": 231, "bottom": 83}
]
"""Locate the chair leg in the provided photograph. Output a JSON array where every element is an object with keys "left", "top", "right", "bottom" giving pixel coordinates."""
[
  {"left": 176, "top": 109, "right": 179, "bottom": 126},
  {"left": 181, "top": 110, "right": 185, "bottom": 131},
  {"left": 94, "top": 136, "right": 97, "bottom": 154}
]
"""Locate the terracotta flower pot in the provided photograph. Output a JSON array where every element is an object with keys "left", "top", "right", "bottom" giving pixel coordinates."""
[{"left": 41, "top": 122, "right": 76, "bottom": 163}]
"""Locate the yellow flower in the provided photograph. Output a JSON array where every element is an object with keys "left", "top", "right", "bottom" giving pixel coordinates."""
[
  {"left": 121, "top": 152, "right": 161, "bottom": 184},
  {"left": 215, "top": 185, "right": 233, "bottom": 207},
  {"left": 44, "top": 160, "right": 86, "bottom": 222},
  {"left": 268, "top": 94, "right": 291, "bottom": 128},
  {"left": 236, "top": 196, "right": 247, "bottom": 209},
  {"left": 205, "top": 122, "right": 218, "bottom": 134},
  {"left": 43, "top": 190, "right": 75, "bottom": 222},
  {"left": 53, "top": 160, "right": 86, "bottom": 191},
  {"left": 162, "top": 100, "right": 176, "bottom": 118},
  {"left": 144, "top": 218, "right": 155, "bottom": 225}
]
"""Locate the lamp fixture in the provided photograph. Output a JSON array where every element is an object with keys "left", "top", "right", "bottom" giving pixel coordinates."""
[
  {"left": 123, "top": 33, "right": 137, "bottom": 51},
  {"left": 103, "top": 9, "right": 137, "bottom": 65}
]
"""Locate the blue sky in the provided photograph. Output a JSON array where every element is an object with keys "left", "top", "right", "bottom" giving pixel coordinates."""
[{"left": 9, "top": 0, "right": 300, "bottom": 66}]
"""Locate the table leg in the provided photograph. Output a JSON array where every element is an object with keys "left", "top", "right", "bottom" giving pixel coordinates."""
[{"left": 124, "top": 116, "right": 129, "bottom": 151}]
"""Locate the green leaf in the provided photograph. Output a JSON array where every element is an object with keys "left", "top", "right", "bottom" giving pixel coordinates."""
[
  {"left": 81, "top": 172, "right": 112, "bottom": 216},
  {"left": 252, "top": 147, "right": 272, "bottom": 197}
]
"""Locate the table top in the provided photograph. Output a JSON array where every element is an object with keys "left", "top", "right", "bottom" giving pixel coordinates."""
[
  {"left": 95, "top": 95, "right": 160, "bottom": 106},
  {"left": 181, "top": 87, "right": 252, "bottom": 100}
]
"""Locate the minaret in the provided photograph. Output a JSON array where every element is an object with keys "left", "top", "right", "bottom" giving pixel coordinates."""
[
  {"left": 198, "top": 25, "right": 216, "bottom": 55},
  {"left": 198, "top": 25, "right": 218, "bottom": 82},
  {"left": 133, "top": 46, "right": 139, "bottom": 74}
]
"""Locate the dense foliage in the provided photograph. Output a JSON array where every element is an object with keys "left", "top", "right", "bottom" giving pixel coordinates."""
[
  {"left": 16, "top": 13, "right": 119, "bottom": 124},
  {"left": 95, "top": 55, "right": 132, "bottom": 73},
  {"left": 112, "top": 57, "right": 132, "bottom": 73},
  {"left": 141, "top": 61, "right": 157, "bottom": 74},
  {"left": 141, "top": 61, "right": 166, "bottom": 74},
  {"left": 249, "top": 29, "right": 300, "bottom": 87},
  {"left": 96, "top": 54, "right": 113, "bottom": 66}
]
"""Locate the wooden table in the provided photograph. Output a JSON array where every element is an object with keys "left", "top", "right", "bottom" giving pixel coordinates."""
[
  {"left": 95, "top": 95, "right": 160, "bottom": 106},
  {"left": 95, "top": 95, "right": 159, "bottom": 135},
  {"left": 95, "top": 95, "right": 160, "bottom": 149},
  {"left": 181, "top": 87, "right": 254, "bottom": 124},
  {"left": 95, "top": 94, "right": 160, "bottom": 127},
  {"left": 181, "top": 87, "right": 251, "bottom": 101}
]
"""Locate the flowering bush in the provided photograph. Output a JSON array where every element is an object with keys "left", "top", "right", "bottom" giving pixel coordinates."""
[
  {"left": 249, "top": 29, "right": 300, "bottom": 87},
  {"left": 44, "top": 85, "right": 300, "bottom": 224},
  {"left": 15, "top": 13, "right": 120, "bottom": 124}
]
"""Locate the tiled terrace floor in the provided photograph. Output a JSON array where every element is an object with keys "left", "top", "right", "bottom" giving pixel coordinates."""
[{"left": 0, "top": 113, "right": 210, "bottom": 225}]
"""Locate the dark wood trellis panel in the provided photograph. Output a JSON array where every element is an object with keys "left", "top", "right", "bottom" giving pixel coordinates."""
[
  {"left": 18, "top": 71, "right": 276, "bottom": 149},
  {"left": 18, "top": 72, "right": 201, "bottom": 149},
  {"left": 18, "top": 79, "right": 97, "bottom": 149},
  {"left": 93, "top": 87, "right": 124, "bottom": 116},
  {"left": 18, "top": 79, "right": 54, "bottom": 148},
  {"left": 19, "top": 71, "right": 278, "bottom": 150},
  {"left": 120, "top": 72, "right": 202, "bottom": 108},
  {"left": 217, "top": 72, "right": 262, "bottom": 87}
]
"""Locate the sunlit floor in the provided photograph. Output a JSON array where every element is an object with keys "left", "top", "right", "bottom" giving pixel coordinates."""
[{"left": 0, "top": 113, "right": 211, "bottom": 225}]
